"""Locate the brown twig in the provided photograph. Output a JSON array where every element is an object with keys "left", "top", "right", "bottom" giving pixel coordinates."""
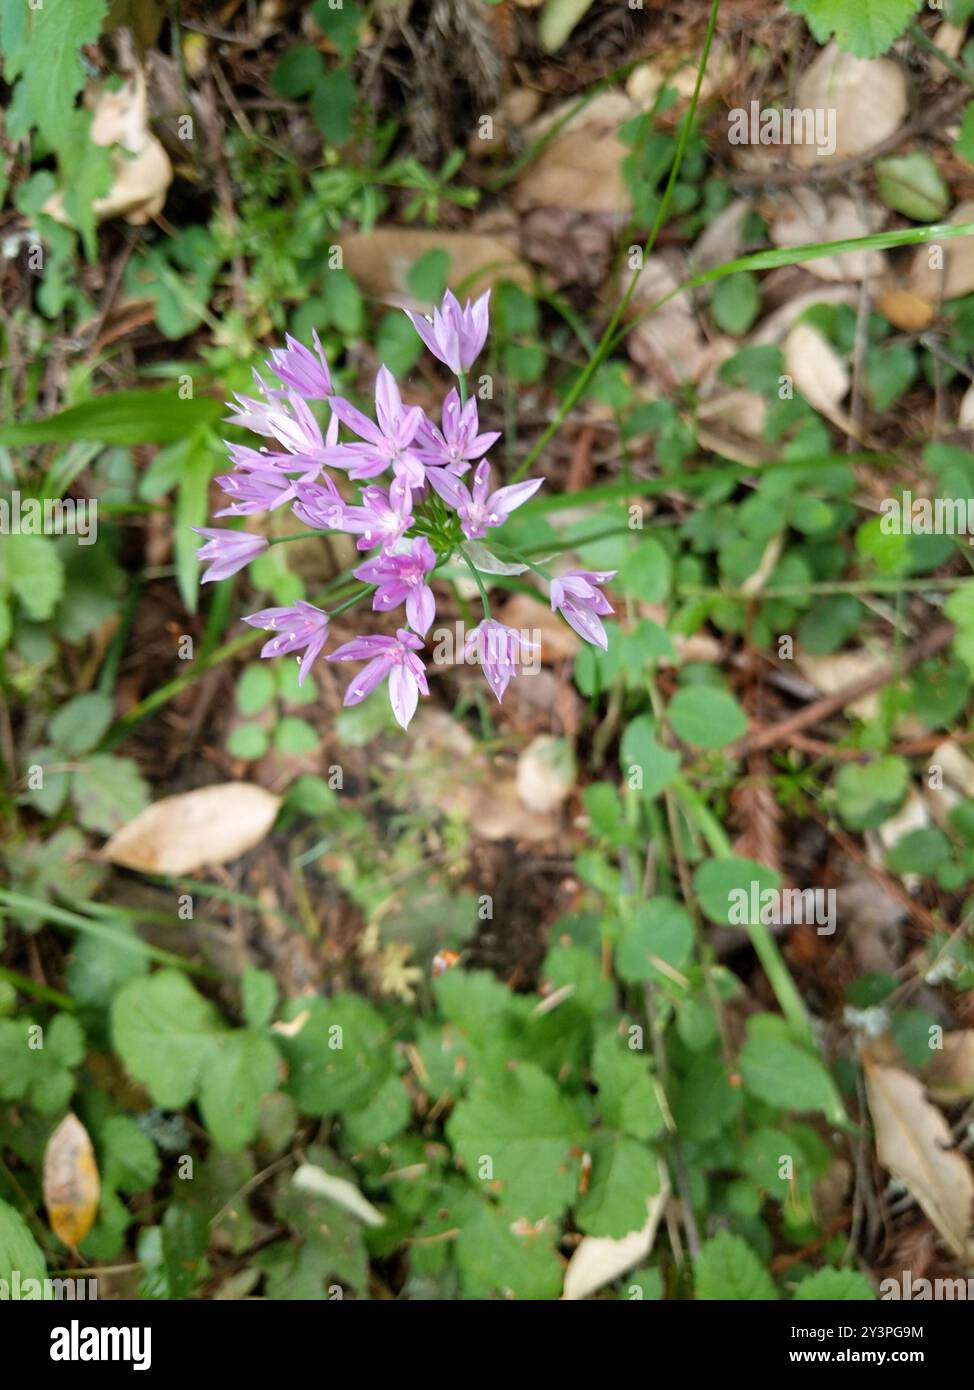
[{"left": 732, "top": 622, "right": 955, "bottom": 757}]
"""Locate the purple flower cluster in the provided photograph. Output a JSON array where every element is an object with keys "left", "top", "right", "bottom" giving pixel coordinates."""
[{"left": 196, "top": 290, "right": 615, "bottom": 729}]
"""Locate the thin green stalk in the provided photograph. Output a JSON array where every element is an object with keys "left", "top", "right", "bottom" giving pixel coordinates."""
[
  {"left": 0, "top": 890, "right": 222, "bottom": 979},
  {"left": 460, "top": 547, "right": 492, "bottom": 618},
  {"left": 510, "top": 0, "right": 722, "bottom": 483},
  {"left": 0, "top": 964, "right": 76, "bottom": 1011},
  {"left": 672, "top": 776, "right": 816, "bottom": 1052},
  {"left": 684, "top": 575, "right": 973, "bottom": 600}
]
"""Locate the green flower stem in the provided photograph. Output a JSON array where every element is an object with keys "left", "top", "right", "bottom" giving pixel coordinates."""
[
  {"left": 509, "top": 0, "right": 722, "bottom": 484},
  {"left": 606, "top": 221, "right": 974, "bottom": 359},
  {"left": 0, "top": 890, "right": 223, "bottom": 980},
  {"left": 672, "top": 776, "right": 816, "bottom": 1052},
  {"left": 460, "top": 547, "right": 492, "bottom": 619},
  {"left": 458, "top": 371, "right": 469, "bottom": 406},
  {"left": 683, "top": 576, "right": 974, "bottom": 599},
  {"left": 328, "top": 584, "right": 374, "bottom": 619},
  {"left": 268, "top": 530, "right": 340, "bottom": 546},
  {"left": 0, "top": 964, "right": 76, "bottom": 1011}
]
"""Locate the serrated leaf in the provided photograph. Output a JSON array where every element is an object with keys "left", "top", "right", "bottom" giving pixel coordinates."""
[
  {"left": 695, "top": 1230, "right": 777, "bottom": 1300},
  {"left": 447, "top": 1063, "right": 585, "bottom": 1220},
  {"left": 787, "top": 0, "right": 922, "bottom": 59}
]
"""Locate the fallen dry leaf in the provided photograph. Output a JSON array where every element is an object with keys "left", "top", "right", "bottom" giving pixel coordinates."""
[
  {"left": 865, "top": 1059, "right": 974, "bottom": 1258},
  {"left": 102, "top": 782, "right": 281, "bottom": 874},
  {"left": 794, "top": 645, "right": 890, "bottom": 719},
  {"left": 784, "top": 321, "right": 850, "bottom": 417},
  {"left": 792, "top": 44, "right": 908, "bottom": 168},
  {"left": 44, "top": 69, "right": 172, "bottom": 228},
  {"left": 514, "top": 92, "right": 636, "bottom": 214},
  {"left": 628, "top": 257, "right": 713, "bottom": 387},
  {"left": 341, "top": 227, "right": 530, "bottom": 300},
  {"left": 562, "top": 1162, "right": 670, "bottom": 1300},
  {"left": 770, "top": 190, "right": 885, "bottom": 282},
  {"left": 292, "top": 1164, "right": 386, "bottom": 1226},
  {"left": 516, "top": 735, "right": 575, "bottom": 813},
  {"left": 924, "top": 1033, "right": 974, "bottom": 1103},
  {"left": 875, "top": 284, "right": 937, "bottom": 332},
  {"left": 908, "top": 201, "right": 974, "bottom": 303},
  {"left": 44, "top": 1114, "right": 100, "bottom": 1249}
]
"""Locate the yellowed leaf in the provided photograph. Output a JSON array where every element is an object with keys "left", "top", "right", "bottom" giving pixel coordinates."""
[
  {"left": 924, "top": 1033, "right": 974, "bottom": 1104},
  {"left": 102, "top": 782, "right": 281, "bottom": 874},
  {"left": 864, "top": 1059, "right": 974, "bottom": 1258},
  {"left": 44, "top": 1114, "right": 100, "bottom": 1249},
  {"left": 562, "top": 1162, "right": 670, "bottom": 1300}
]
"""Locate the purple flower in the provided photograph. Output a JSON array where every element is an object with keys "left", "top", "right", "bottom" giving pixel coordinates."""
[
  {"left": 225, "top": 384, "right": 326, "bottom": 466},
  {"left": 193, "top": 528, "right": 268, "bottom": 583},
  {"left": 464, "top": 619, "right": 538, "bottom": 702},
  {"left": 327, "top": 627, "right": 429, "bottom": 730},
  {"left": 427, "top": 459, "right": 543, "bottom": 541},
  {"left": 243, "top": 601, "right": 329, "bottom": 684},
  {"left": 406, "top": 290, "right": 490, "bottom": 375},
  {"left": 414, "top": 388, "right": 500, "bottom": 474},
  {"left": 266, "top": 331, "right": 332, "bottom": 399},
  {"left": 334, "top": 479, "right": 415, "bottom": 553},
  {"left": 292, "top": 474, "right": 350, "bottom": 532},
  {"left": 325, "top": 367, "right": 425, "bottom": 487},
  {"left": 215, "top": 469, "right": 301, "bottom": 516},
  {"left": 354, "top": 537, "right": 437, "bottom": 636},
  {"left": 550, "top": 570, "right": 616, "bottom": 650}
]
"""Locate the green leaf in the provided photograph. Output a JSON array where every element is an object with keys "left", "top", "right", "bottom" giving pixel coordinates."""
[
  {"left": 694, "top": 856, "right": 782, "bottom": 926},
  {"left": 271, "top": 44, "right": 324, "bottom": 97},
  {"left": 0, "top": 1198, "right": 48, "bottom": 1289},
  {"left": 875, "top": 153, "right": 949, "bottom": 222},
  {"left": 740, "top": 1024, "right": 844, "bottom": 1120},
  {"left": 945, "top": 582, "right": 974, "bottom": 676},
  {"left": 255, "top": 1148, "right": 369, "bottom": 1297},
  {"left": 236, "top": 664, "right": 276, "bottom": 717},
  {"left": 787, "top": 0, "right": 922, "bottom": 59},
  {"left": 199, "top": 1031, "right": 280, "bottom": 1151},
  {"left": 591, "top": 1030, "right": 664, "bottom": 1140},
  {"left": 112, "top": 971, "right": 224, "bottom": 1110},
  {"left": 1, "top": 535, "right": 65, "bottom": 621},
  {"left": 711, "top": 272, "right": 760, "bottom": 336},
  {"left": 49, "top": 692, "right": 113, "bottom": 755},
  {"left": 242, "top": 968, "right": 278, "bottom": 1029},
  {"left": 0, "top": 392, "right": 225, "bottom": 446},
  {"left": 668, "top": 685, "right": 747, "bottom": 748},
  {"left": 312, "top": 0, "right": 363, "bottom": 60},
  {"left": 616, "top": 898, "right": 694, "bottom": 983},
  {"left": 407, "top": 248, "right": 451, "bottom": 302},
  {"left": 673, "top": 1052, "right": 742, "bottom": 1141},
  {"left": 112, "top": 971, "right": 274, "bottom": 1151},
  {"left": 695, "top": 1230, "right": 777, "bottom": 1300},
  {"left": 538, "top": 0, "right": 597, "bottom": 52},
  {"left": 72, "top": 754, "right": 150, "bottom": 835},
  {"left": 174, "top": 429, "right": 220, "bottom": 613},
  {"left": 275, "top": 716, "right": 319, "bottom": 754},
  {"left": 620, "top": 715, "right": 680, "bottom": 798},
  {"left": 834, "top": 756, "right": 909, "bottom": 830},
  {"left": 311, "top": 68, "right": 357, "bottom": 145},
  {"left": 447, "top": 1063, "right": 585, "bottom": 1220},
  {"left": 0, "top": 1012, "right": 84, "bottom": 1113},
  {"left": 866, "top": 342, "right": 917, "bottom": 410},
  {"left": 276, "top": 994, "right": 392, "bottom": 1116},
  {"left": 576, "top": 1134, "right": 661, "bottom": 1238},
  {"left": 617, "top": 539, "right": 672, "bottom": 602},
  {"left": 955, "top": 102, "right": 974, "bottom": 165},
  {"left": 454, "top": 1193, "right": 562, "bottom": 1299},
  {"left": 793, "top": 1266, "right": 876, "bottom": 1299},
  {"left": 227, "top": 723, "right": 270, "bottom": 761}
]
